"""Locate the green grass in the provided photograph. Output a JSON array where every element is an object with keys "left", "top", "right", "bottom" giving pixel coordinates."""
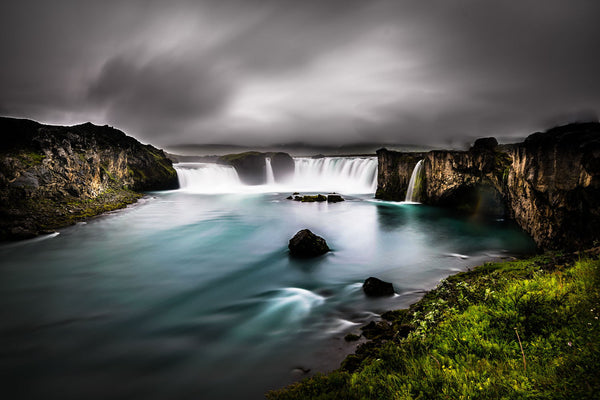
[{"left": 267, "top": 252, "right": 600, "bottom": 399}]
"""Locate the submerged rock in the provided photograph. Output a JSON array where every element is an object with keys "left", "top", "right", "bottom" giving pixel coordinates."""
[
  {"left": 362, "top": 277, "right": 395, "bottom": 297},
  {"left": 288, "top": 229, "right": 330, "bottom": 258}
]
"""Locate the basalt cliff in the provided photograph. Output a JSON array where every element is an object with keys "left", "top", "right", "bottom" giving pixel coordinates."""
[
  {"left": 376, "top": 123, "right": 600, "bottom": 250},
  {"left": 0, "top": 117, "right": 178, "bottom": 240}
]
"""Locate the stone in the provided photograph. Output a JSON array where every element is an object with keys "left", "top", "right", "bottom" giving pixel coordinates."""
[
  {"left": 288, "top": 229, "right": 330, "bottom": 258},
  {"left": 286, "top": 195, "right": 293, "bottom": 200},
  {"left": 362, "top": 277, "right": 395, "bottom": 297},
  {"left": 327, "top": 194, "right": 344, "bottom": 203}
]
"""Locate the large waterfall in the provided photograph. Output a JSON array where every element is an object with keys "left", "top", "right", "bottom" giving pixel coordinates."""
[
  {"left": 174, "top": 157, "right": 377, "bottom": 194},
  {"left": 405, "top": 160, "right": 424, "bottom": 202}
]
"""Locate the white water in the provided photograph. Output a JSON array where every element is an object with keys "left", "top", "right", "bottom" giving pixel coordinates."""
[
  {"left": 175, "top": 157, "right": 378, "bottom": 194},
  {"left": 405, "top": 160, "right": 424, "bottom": 202},
  {"left": 174, "top": 163, "right": 241, "bottom": 193},
  {"left": 265, "top": 158, "right": 275, "bottom": 185}
]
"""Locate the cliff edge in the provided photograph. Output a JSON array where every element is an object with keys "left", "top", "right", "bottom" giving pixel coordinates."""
[
  {"left": 376, "top": 123, "right": 600, "bottom": 250},
  {"left": 0, "top": 117, "right": 179, "bottom": 240}
]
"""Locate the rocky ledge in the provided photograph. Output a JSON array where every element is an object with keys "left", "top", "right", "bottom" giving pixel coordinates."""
[
  {"left": 376, "top": 122, "right": 600, "bottom": 250},
  {"left": 0, "top": 117, "right": 179, "bottom": 240},
  {"left": 217, "top": 151, "right": 294, "bottom": 185}
]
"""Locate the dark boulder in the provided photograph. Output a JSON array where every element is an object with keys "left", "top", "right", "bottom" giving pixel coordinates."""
[
  {"left": 270, "top": 152, "right": 295, "bottom": 183},
  {"left": 327, "top": 194, "right": 344, "bottom": 203},
  {"left": 362, "top": 277, "right": 395, "bottom": 297},
  {"left": 288, "top": 229, "right": 330, "bottom": 258}
]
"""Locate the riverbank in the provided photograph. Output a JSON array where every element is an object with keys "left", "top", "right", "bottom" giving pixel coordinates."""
[{"left": 267, "top": 249, "right": 600, "bottom": 399}]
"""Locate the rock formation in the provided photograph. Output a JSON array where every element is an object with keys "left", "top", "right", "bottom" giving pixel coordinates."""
[
  {"left": 376, "top": 122, "right": 600, "bottom": 250},
  {"left": 217, "top": 151, "right": 294, "bottom": 185},
  {"left": 0, "top": 117, "right": 178, "bottom": 240},
  {"left": 288, "top": 229, "right": 330, "bottom": 258},
  {"left": 362, "top": 277, "right": 395, "bottom": 297}
]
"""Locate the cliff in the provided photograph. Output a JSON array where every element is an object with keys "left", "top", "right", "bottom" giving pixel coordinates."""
[
  {"left": 218, "top": 151, "right": 294, "bottom": 184},
  {"left": 376, "top": 123, "right": 600, "bottom": 250},
  {"left": 0, "top": 117, "right": 179, "bottom": 240}
]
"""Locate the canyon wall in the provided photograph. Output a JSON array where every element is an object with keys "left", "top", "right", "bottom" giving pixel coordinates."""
[
  {"left": 0, "top": 117, "right": 179, "bottom": 239},
  {"left": 376, "top": 123, "right": 600, "bottom": 250}
]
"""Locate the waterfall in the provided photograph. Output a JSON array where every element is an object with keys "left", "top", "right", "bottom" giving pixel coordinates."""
[
  {"left": 174, "top": 163, "right": 241, "bottom": 193},
  {"left": 265, "top": 158, "right": 275, "bottom": 185},
  {"left": 174, "top": 156, "right": 378, "bottom": 194},
  {"left": 292, "top": 157, "right": 377, "bottom": 193},
  {"left": 405, "top": 160, "right": 424, "bottom": 202}
]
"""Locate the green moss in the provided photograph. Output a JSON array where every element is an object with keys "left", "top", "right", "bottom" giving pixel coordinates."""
[
  {"left": 219, "top": 151, "right": 263, "bottom": 163},
  {"left": 17, "top": 151, "right": 46, "bottom": 168},
  {"left": 268, "top": 252, "right": 600, "bottom": 399}
]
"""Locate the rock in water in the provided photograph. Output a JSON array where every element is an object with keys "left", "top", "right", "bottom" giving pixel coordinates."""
[
  {"left": 362, "top": 277, "right": 395, "bottom": 297},
  {"left": 288, "top": 229, "right": 330, "bottom": 258},
  {"left": 327, "top": 194, "right": 344, "bottom": 203}
]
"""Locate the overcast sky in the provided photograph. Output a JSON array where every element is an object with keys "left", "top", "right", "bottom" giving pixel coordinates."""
[{"left": 1, "top": 0, "right": 599, "bottom": 147}]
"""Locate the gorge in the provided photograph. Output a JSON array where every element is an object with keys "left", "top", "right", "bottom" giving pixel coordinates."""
[{"left": 0, "top": 117, "right": 598, "bottom": 399}]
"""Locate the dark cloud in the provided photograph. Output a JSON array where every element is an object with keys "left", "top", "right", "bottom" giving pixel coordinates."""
[{"left": 1, "top": 0, "right": 599, "bottom": 147}]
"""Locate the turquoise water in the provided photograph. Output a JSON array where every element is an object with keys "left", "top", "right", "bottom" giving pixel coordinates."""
[{"left": 0, "top": 190, "right": 535, "bottom": 399}]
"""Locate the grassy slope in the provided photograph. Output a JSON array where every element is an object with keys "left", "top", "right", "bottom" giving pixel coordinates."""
[{"left": 268, "top": 251, "right": 600, "bottom": 399}]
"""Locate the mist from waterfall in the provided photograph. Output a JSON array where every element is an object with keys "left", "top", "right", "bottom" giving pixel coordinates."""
[{"left": 174, "top": 156, "right": 377, "bottom": 194}]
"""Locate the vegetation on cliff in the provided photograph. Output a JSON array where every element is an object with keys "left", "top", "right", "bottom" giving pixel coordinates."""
[
  {"left": 0, "top": 117, "right": 178, "bottom": 240},
  {"left": 268, "top": 250, "right": 600, "bottom": 399}
]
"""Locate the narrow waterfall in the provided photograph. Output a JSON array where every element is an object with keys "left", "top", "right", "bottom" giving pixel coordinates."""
[
  {"left": 265, "top": 158, "right": 275, "bottom": 185},
  {"left": 405, "top": 160, "right": 424, "bottom": 202},
  {"left": 174, "top": 156, "right": 378, "bottom": 194},
  {"left": 174, "top": 163, "right": 241, "bottom": 193}
]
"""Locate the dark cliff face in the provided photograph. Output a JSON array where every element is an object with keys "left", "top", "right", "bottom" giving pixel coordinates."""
[
  {"left": 375, "top": 149, "right": 425, "bottom": 201},
  {"left": 218, "top": 151, "right": 294, "bottom": 185},
  {"left": 376, "top": 123, "right": 600, "bottom": 250},
  {"left": 0, "top": 117, "right": 179, "bottom": 240}
]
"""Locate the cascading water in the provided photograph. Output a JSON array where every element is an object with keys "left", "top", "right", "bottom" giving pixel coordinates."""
[
  {"left": 292, "top": 157, "right": 377, "bottom": 193},
  {"left": 405, "top": 160, "right": 424, "bottom": 202},
  {"left": 265, "top": 158, "right": 275, "bottom": 185},
  {"left": 174, "top": 157, "right": 378, "bottom": 194},
  {"left": 174, "top": 163, "right": 241, "bottom": 193}
]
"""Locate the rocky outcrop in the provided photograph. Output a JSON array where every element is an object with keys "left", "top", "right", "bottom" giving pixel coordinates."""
[
  {"left": 270, "top": 152, "right": 295, "bottom": 182},
  {"left": 217, "top": 151, "right": 295, "bottom": 185},
  {"left": 0, "top": 117, "right": 179, "bottom": 240},
  {"left": 376, "top": 123, "right": 600, "bottom": 250},
  {"left": 288, "top": 229, "right": 330, "bottom": 258},
  {"left": 376, "top": 150, "right": 426, "bottom": 201},
  {"left": 362, "top": 277, "right": 395, "bottom": 297}
]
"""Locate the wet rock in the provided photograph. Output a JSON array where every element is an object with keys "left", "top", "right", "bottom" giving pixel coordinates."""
[
  {"left": 344, "top": 333, "right": 361, "bottom": 342},
  {"left": 363, "top": 277, "right": 395, "bottom": 297},
  {"left": 327, "top": 194, "right": 344, "bottom": 203},
  {"left": 360, "top": 320, "right": 393, "bottom": 340},
  {"left": 301, "top": 194, "right": 327, "bottom": 202},
  {"left": 288, "top": 229, "right": 330, "bottom": 258},
  {"left": 286, "top": 195, "right": 293, "bottom": 200}
]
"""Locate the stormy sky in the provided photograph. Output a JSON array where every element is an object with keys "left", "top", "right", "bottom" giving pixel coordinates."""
[{"left": 1, "top": 0, "right": 599, "bottom": 147}]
